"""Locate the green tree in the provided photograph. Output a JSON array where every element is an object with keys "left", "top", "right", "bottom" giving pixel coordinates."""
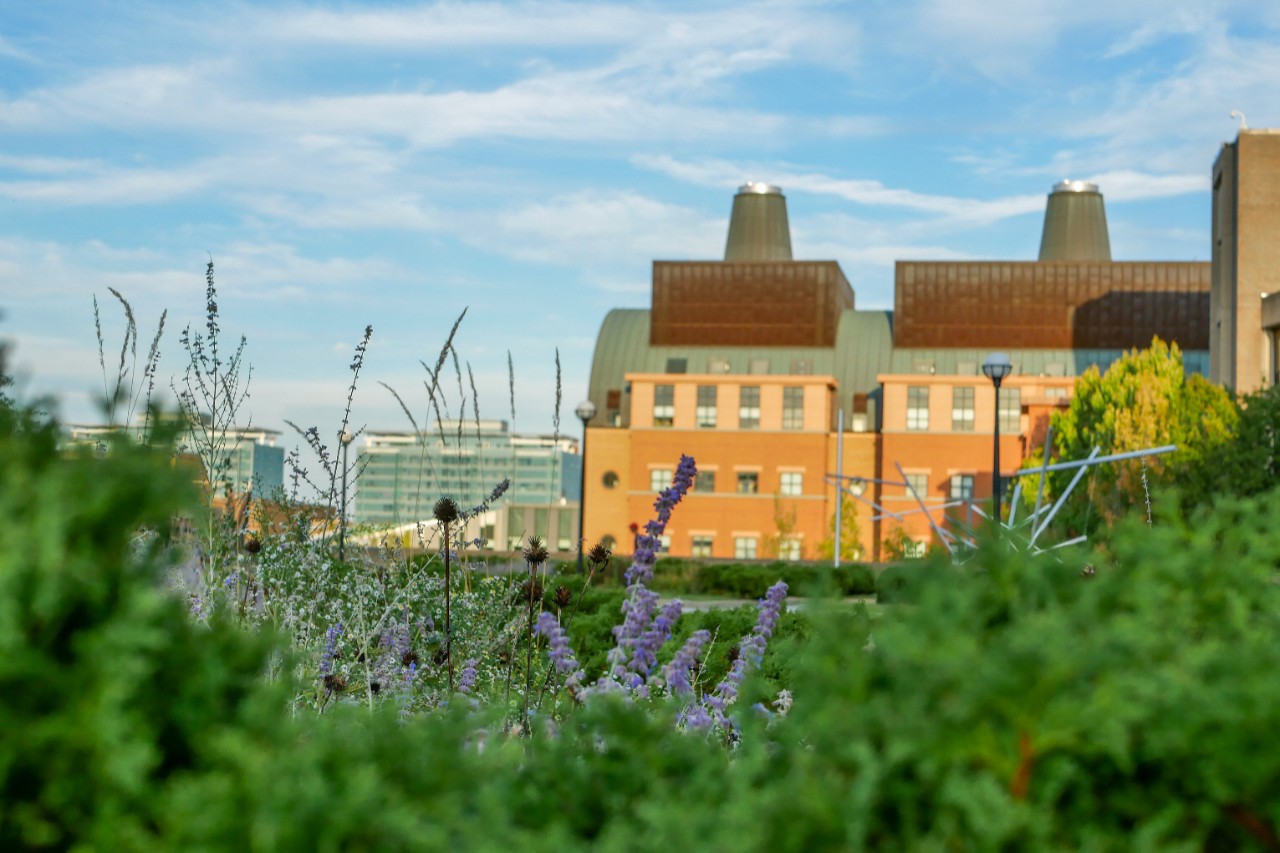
[
  {"left": 816, "top": 491, "right": 862, "bottom": 561},
  {"left": 1202, "top": 382, "right": 1280, "bottom": 502},
  {"left": 1018, "top": 337, "right": 1238, "bottom": 535}
]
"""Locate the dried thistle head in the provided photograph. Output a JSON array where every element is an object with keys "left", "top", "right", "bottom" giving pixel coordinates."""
[
  {"left": 554, "top": 585, "right": 572, "bottom": 607},
  {"left": 587, "top": 541, "right": 612, "bottom": 565},
  {"left": 323, "top": 674, "right": 347, "bottom": 693},
  {"left": 433, "top": 497, "right": 460, "bottom": 524},
  {"left": 401, "top": 650, "right": 421, "bottom": 668},
  {"left": 370, "top": 680, "right": 382, "bottom": 695},
  {"left": 521, "top": 578, "right": 544, "bottom": 603},
  {"left": 727, "top": 644, "right": 740, "bottom": 664},
  {"left": 523, "top": 536, "right": 549, "bottom": 566},
  {"left": 243, "top": 536, "right": 261, "bottom": 555}
]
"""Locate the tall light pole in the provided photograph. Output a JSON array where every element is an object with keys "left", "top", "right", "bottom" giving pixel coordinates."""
[
  {"left": 574, "top": 399, "right": 596, "bottom": 573},
  {"left": 982, "top": 353, "right": 1013, "bottom": 520},
  {"left": 339, "top": 429, "right": 353, "bottom": 562}
]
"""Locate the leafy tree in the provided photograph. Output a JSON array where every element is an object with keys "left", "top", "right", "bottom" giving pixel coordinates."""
[
  {"left": 1018, "top": 337, "right": 1238, "bottom": 535},
  {"left": 1203, "top": 382, "right": 1280, "bottom": 502},
  {"left": 816, "top": 491, "right": 863, "bottom": 561}
]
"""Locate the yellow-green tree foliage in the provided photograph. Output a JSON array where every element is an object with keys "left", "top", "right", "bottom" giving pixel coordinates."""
[
  {"left": 1019, "top": 337, "right": 1237, "bottom": 534},
  {"left": 816, "top": 492, "right": 862, "bottom": 561}
]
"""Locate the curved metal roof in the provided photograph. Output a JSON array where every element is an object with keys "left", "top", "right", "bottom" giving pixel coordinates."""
[{"left": 584, "top": 307, "right": 894, "bottom": 427}]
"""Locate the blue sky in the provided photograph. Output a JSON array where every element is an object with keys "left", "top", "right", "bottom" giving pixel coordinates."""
[{"left": 1, "top": 0, "right": 1277, "bottom": 445}]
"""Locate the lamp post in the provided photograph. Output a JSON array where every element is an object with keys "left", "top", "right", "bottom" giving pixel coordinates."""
[
  {"left": 574, "top": 399, "right": 596, "bottom": 574},
  {"left": 338, "top": 430, "right": 353, "bottom": 562},
  {"left": 982, "top": 353, "right": 1013, "bottom": 520}
]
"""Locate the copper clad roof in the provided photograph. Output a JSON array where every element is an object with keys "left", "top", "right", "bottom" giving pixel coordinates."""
[
  {"left": 893, "top": 261, "right": 1211, "bottom": 350},
  {"left": 650, "top": 260, "right": 855, "bottom": 347}
]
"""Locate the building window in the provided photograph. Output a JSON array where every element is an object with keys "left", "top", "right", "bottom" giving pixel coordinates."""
[
  {"left": 602, "top": 470, "right": 619, "bottom": 489},
  {"left": 951, "top": 386, "right": 975, "bottom": 432},
  {"left": 653, "top": 384, "right": 675, "bottom": 427},
  {"left": 998, "top": 387, "right": 1021, "bottom": 433},
  {"left": 650, "top": 469, "right": 674, "bottom": 491},
  {"left": 779, "top": 471, "right": 803, "bottom": 496},
  {"left": 778, "top": 537, "right": 802, "bottom": 561},
  {"left": 691, "top": 535, "right": 714, "bottom": 558},
  {"left": 1045, "top": 386, "right": 1068, "bottom": 399},
  {"left": 950, "top": 474, "right": 975, "bottom": 501},
  {"left": 904, "top": 473, "right": 928, "bottom": 497},
  {"left": 736, "top": 472, "right": 759, "bottom": 494},
  {"left": 696, "top": 385, "right": 717, "bottom": 428},
  {"left": 694, "top": 471, "right": 716, "bottom": 493},
  {"left": 734, "top": 536, "right": 758, "bottom": 559},
  {"left": 739, "top": 386, "right": 761, "bottom": 429},
  {"left": 907, "top": 386, "right": 929, "bottom": 431},
  {"left": 782, "top": 387, "right": 804, "bottom": 429},
  {"left": 658, "top": 535, "right": 671, "bottom": 554}
]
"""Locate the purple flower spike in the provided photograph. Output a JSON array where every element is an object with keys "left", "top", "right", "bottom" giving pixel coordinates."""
[
  {"left": 458, "top": 658, "right": 478, "bottom": 694},
  {"left": 662, "top": 628, "right": 711, "bottom": 698},
  {"left": 537, "top": 612, "right": 585, "bottom": 692}
]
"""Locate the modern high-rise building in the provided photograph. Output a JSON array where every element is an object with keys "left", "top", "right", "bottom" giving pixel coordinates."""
[
  {"left": 1211, "top": 128, "right": 1280, "bottom": 393},
  {"left": 353, "top": 419, "right": 582, "bottom": 549},
  {"left": 64, "top": 421, "right": 285, "bottom": 497}
]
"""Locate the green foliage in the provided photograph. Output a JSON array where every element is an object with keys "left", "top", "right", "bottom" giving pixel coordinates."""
[
  {"left": 816, "top": 490, "right": 863, "bottom": 561},
  {"left": 1200, "top": 382, "right": 1280, "bottom": 503},
  {"left": 16, "top": 380, "right": 1280, "bottom": 849},
  {"left": 0, "top": 402, "right": 287, "bottom": 849},
  {"left": 1020, "top": 337, "right": 1238, "bottom": 535}
]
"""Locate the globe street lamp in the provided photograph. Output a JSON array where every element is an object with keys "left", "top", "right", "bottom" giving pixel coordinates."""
[
  {"left": 574, "top": 399, "right": 597, "bottom": 573},
  {"left": 982, "top": 353, "right": 1013, "bottom": 520},
  {"left": 339, "top": 430, "right": 353, "bottom": 562}
]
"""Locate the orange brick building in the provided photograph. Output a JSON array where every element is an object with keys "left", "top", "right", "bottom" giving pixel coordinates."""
[{"left": 582, "top": 157, "right": 1263, "bottom": 559}]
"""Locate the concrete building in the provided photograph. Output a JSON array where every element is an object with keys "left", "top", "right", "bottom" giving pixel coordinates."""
[
  {"left": 1211, "top": 129, "right": 1280, "bottom": 393},
  {"left": 353, "top": 419, "right": 582, "bottom": 550}
]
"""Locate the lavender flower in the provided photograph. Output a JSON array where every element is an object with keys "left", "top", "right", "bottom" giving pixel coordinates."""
[
  {"left": 624, "top": 455, "right": 695, "bottom": 586},
  {"left": 692, "top": 581, "right": 788, "bottom": 731},
  {"left": 458, "top": 658, "right": 479, "bottom": 694},
  {"left": 537, "top": 612, "right": 585, "bottom": 692},
  {"left": 661, "top": 629, "right": 711, "bottom": 698},
  {"left": 319, "top": 622, "right": 344, "bottom": 678},
  {"left": 630, "top": 598, "right": 683, "bottom": 677}
]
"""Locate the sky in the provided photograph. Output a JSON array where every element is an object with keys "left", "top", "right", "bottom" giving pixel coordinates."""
[{"left": 2, "top": 0, "right": 1278, "bottom": 451}]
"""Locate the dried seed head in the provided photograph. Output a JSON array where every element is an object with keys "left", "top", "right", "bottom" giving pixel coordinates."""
[
  {"left": 243, "top": 536, "right": 261, "bottom": 554},
  {"left": 554, "top": 585, "right": 573, "bottom": 607},
  {"left": 727, "top": 644, "right": 740, "bottom": 664},
  {"left": 522, "top": 579, "right": 544, "bottom": 602},
  {"left": 587, "top": 541, "right": 612, "bottom": 565},
  {"left": 432, "top": 497, "right": 460, "bottom": 524},
  {"left": 401, "top": 650, "right": 420, "bottom": 668},
  {"left": 523, "top": 536, "right": 549, "bottom": 566},
  {"left": 323, "top": 674, "right": 347, "bottom": 693},
  {"left": 370, "top": 680, "right": 382, "bottom": 695},
  {"left": 432, "top": 647, "right": 449, "bottom": 667}
]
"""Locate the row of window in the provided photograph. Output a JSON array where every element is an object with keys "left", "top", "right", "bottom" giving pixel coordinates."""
[
  {"left": 653, "top": 385, "right": 804, "bottom": 429},
  {"left": 689, "top": 535, "right": 803, "bottom": 561},
  {"left": 649, "top": 468, "right": 804, "bottom": 496},
  {"left": 899, "top": 473, "right": 975, "bottom": 500},
  {"left": 906, "top": 386, "right": 1022, "bottom": 433}
]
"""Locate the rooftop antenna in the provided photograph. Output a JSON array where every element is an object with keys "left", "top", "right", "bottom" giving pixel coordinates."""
[{"left": 1230, "top": 110, "right": 1248, "bottom": 131}]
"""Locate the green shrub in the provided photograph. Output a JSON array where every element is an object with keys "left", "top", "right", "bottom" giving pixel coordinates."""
[{"left": 12, "top": 393, "right": 1280, "bottom": 849}]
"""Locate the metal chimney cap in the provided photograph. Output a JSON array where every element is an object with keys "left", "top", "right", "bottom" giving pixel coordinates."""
[
  {"left": 1051, "top": 179, "right": 1100, "bottom": 194},
  {"left": 738, "top": 182, "right": 782, "bottom": 195}
]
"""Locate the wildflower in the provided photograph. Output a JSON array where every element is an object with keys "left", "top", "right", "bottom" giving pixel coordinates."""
[
  {"left": 661, "top": 629, "right": 711, "bottom": 698},
  {"left": 587, "top": 541, "right": 612, "bottom": 565},
  {"left": 319, "top": 622, "right": 343, "bottom": 677},
  {"left": 523, "top": 536, "right": 549, "bottom": 566},
  {"left": 458, "top": 658, "right": 479, "bottom": 694},
  {"left": 536, "top": 612, "right": 585, "bottom": 694},
  {"left": 432, "top": 497, "right": 460, "bottom": 524}
]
